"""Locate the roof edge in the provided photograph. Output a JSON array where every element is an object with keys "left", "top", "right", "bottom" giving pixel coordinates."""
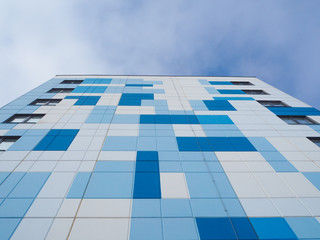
[{"left": 55, "top": 74, "right": 257, "bottom": 78}]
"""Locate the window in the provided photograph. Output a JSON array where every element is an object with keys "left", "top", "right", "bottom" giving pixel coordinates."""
[
  {"left": 308, "top": 137, "right": 320, "bottom": 147},
  {"left": 30, "top": 99, "right": 61, "bottom": 106},
  {"left": 279, "top": 116, "right": 318, "bottom": 125},
  {"left": 0, "top": 136, "right": 20, "bottom": 151},
  {"left": 242, "top": 90, "right": 268, "bottom": 95},
  {"left": 231, "top": 81, "right": 253, "bottom": 86},
  {"left": 47, "top": 88, "right": 74, "bottom": 93},
  {"left": 258, "top": 100, "right": 289, "bottom": 107},
  {"left": 60, "top": 80, "right": 83, "bottom": 84},
  {"left": 4, "top": 114, "right": 45, "bottom": 124}
]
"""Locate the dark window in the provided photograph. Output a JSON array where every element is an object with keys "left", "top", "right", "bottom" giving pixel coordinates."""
[
  {"left": 47, "top": 88, "right": 74, "bottom": 93},
  {"left": 231, "top": 81, "right": 254, "bottom": 86},
  {"left": 308, "top": 137, "right": 320, "bottom": 147},
  {"left": 279, "top": 116, "right": 318, "bottom": 125},
  {"left": 258, "top": 100, "right": 289, "bottom": 107},
  {"left": 242, "top": 90, "right": 268, "bottom": 95},
  {"left": 30, "top": 99, "right": 62, "bottom": 106},
  {"left": 60, "top": 80, "right": 83, "bottom": 84},
  {"left": 4, "top": 114, "right": 45, "bottom": 124},
  {"left": 0, "top": 136, "right": 20, "bottom": 151}
]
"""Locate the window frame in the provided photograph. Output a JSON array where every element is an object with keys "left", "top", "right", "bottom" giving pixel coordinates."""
[
  {"left": 47, "top": 88, "right": 74, "bottom": 93},
  {"left": 307, "top": 137, "right": 320, "bottom": 147},
  {"left": 257, "top": 100, "right": 289, "bottom": 107},
  {"left": 60, "top": 80, "right": 83, "bottom": 84},
  {"left": 242, "top": 89, "right": 269, "bottom": 95},
  {"left": 231, "top": 81, "right": 254, "bottom": 86},
  {"left": 0, "top": 136, "right": 20, "bottom": 151},
  {"left": 29, "top": 99, "right": 62, "bottom": 106},
  {"left": 279, "top": 115, "right": 318, "bottom": 125},
  {"left": 4, "top": 114, "right": 45, "bottom": 124}
]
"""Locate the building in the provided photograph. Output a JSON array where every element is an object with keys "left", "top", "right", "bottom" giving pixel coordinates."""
[{"left": 0, "top": 75, "right": 320, "bottom": 240}]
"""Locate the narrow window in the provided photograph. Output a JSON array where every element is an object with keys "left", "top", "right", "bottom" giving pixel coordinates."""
[
  {"left": 258, "top": 100, "right": 289, "bottom": 107},
  {"left": 60, "top": 80, "right": 83, "bottom": 84},
  {"left": 307, "top": 137, "right": 320, "bottom": 147},
  {"left": 47, "top": 88, "right": 74, "bottom": 93},
  {"left": 4, "top": 114, "right": 45, "bottom": 124},
  {"left": 30, "top": 99, "right": 62, "bottom": 106},
  {"left": 279, "top": 116, "right": 318, "bottom": 125},
  {"left": 0, "top": 136, "right": 20, "bottom": 151},
  {"left": 231, "top": 81, "right": 254, "bottom": 86},
  {"left": 242, "top": 90, "right": 268, "bottom": 95}
]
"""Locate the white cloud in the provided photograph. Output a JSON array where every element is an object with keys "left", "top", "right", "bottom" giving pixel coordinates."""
[{"left": 0, "top": 0, "right": 319, "bottom": 108}]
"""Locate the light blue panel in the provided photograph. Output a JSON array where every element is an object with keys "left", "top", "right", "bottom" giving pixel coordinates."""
[
  {"left": 0, "top": 198, "right": 33, "bottom": 217},
  {"left": 199, "top": 79, "right": 210, "bottom": 85},
  {"left": 141, "top": 100, "right": 154, "bottom": 106},
  {"left": 205, "top": 87, "right": 220, "bottom": 94},
  {"left": 285, "top": 217, "right": 320, "bottom": 239},
  {"left": 132, "top": 199, "right": 161, "bottom": 217},
  {"left": 181, "top": 162, "right": 208, "bottom": 172},
  {"left": 24, "top": 129, "right": 50, "bottom": 136},
  {"left": 190, "top": 199, "right": 227, "bottom": 217},
  {"left": 85, "top": 114, "right": 103, "bottom": 123},
  {"left": 130, "top": 218, "right": 163, "bottom": 240},
  {"left": 309, "top": 125, "right": 320, "bottom": 133},
  {"left": 185, "top": 173, "right": 219, "bottom": 198},
  {"left": 84, "top": 172, "right": 133, "bottom": 198},
  {"left": 0, "top": 172, "right": 9, "bottom": 184},
  {"left": 137, "top": 137, "right": 157, "bottom": 151},
  {"left": 158, "top": 151, "right": 180, "bottom": 161},
  {"left": 112, "top": 114, "right": 140, "bottom": 124},
  {"left": 189, "top": 100, "right": 208, "bottom": 111},
  {"left": 162, "top": 218, "right": 199, "bottom": 240},
  {"left": 0, "top": 172, "right": 25, "bottom": 198},
  {"left": 102, "top": 136, "right": 138, "bottom": 151},
  {"left": 0, "top": 123, "right": 16, "bottom": 129},
  {"left": 8, "top": 172, "right": 50, "bottom": 198},
  {"left": 4, "top": 129, "right": 27, "bottom": 136},
  {"left": 212, "top": 173, "right": 237, "bottom": 198},
  {"left": 101, "top": 114, "right": 113, "bottom": 123},
  {"left": 139, "top": 129, "right": 156, "bottom": 137},
  {"left": 303, "top": 172, "right": 320, "bottom": 191},
  {"left": 156, "top": 137, "right": 179, "bottom": 151},
  {"left": 67, "top": 172, "right": 91, "bottom": 198},
  {"left": 161, "top": 199, "right": 193, "bottom": 217},
  {"left": 7, "top": 136, "right": 44, "bottom": 151},
  {"left": 203, "top": 152, "right": 219, "bottom": 161},
  {"left": 0, "top": 218, "right": 21, "bottom": 240},
  {"left": 207, "top": 162, "right": 224, "bottom": 172},
  {"left": 269, "top": 161, "right": 298, "bottom": 172},
  {"left": 222, "top": 198, "right": 246, "bottom": 217},
  {"left": 110, "top": 78, "right": 126, "bottom": 84},
  {"left": 159, "top": 162, "right": 182, "bottom": 172},
  {"left": 94, "top": 161, "right": 135, "bottom": 172},
  {"left": 180, "top": 152, "right": 204, "bottom": 161},
  {"left": 260, "top": 151, "right": 287, "bottom": 161},
  {"left": 153, "top": 89, "right": 165, "bottom": 94},
  {"left": 248, "top": 137, "right": 278, "bottom": 151}
]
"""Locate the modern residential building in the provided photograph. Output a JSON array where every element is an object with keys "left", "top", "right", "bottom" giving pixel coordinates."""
[{"left": 0, "top": 75, "right": 320, "bottom": 240}]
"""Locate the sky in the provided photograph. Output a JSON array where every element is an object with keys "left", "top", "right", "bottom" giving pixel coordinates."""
[{"left": 0, "top": 0, "right": 319, "bottom": 109}]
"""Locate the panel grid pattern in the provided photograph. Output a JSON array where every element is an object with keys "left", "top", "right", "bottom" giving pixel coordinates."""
[{"left": 0, "top": 76, "right": 320, "bottom": 240}]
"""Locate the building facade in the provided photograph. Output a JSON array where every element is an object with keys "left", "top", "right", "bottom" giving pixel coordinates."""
[{"left": 0, "top": 75, "right": 320, "bottom": 239}]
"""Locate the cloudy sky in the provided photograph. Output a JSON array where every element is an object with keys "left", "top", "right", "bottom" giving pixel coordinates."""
[{"left": 1, "top": 0, "right": 319, "bottom": 109}]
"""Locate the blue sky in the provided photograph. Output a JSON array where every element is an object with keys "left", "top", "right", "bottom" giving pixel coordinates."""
[{"left": 0, "top": 0, "right": 319, "bottom": 109}]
